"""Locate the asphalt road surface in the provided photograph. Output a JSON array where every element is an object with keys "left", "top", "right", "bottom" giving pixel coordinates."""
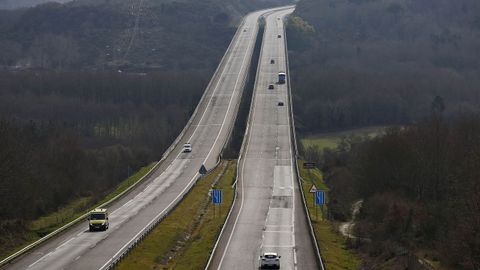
[
  {"left": 208, "top": 8, "right": 320, "bottom": 270},
  {"left": 2, "top": 7, "right": 288, "bottom": 270}
]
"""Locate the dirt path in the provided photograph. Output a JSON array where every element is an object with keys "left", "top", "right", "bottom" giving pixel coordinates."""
[{"left": 339, "top": 200, "right": 363, "bottom": 239}]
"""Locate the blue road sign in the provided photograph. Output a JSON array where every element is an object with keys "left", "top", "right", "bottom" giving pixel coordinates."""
[
  {"left": 212, "top": 189, "right": 222, "bottom": 204},
  {"left": 315, "top": 190, "right": 325, "bottom": 205}
]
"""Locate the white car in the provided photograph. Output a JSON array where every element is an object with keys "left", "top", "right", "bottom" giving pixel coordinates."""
[
  {"left": 260, "top": 252, "right": 281, "bottom": 269},
  {"left": 183, "top": 143, "right": 192, "bottom": 153}
]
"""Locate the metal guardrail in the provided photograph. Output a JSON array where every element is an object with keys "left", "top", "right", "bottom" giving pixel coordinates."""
[
  {"left": 0, "top": 8, "right": 250, "bottom": 270},
  {"left": 205, "top": 7, "right": 297, "bottom": 269},
  {"left": 101, "top": 11, "right": 256, "bottom": 270},
  {"left": 102, "top": 7, "right": 288, "bottom": 269},
  {"left": 283, "top": 11, "right": 327, "bottom": 270},
  {"left": 103, "top": 155, "right": 222, "bottom": 270},
  {"left": 204, "top": 12, "right": 268, "bottom": 270},
  {"left": 0, "top": 144, "right": 164, "bottom": 269}
]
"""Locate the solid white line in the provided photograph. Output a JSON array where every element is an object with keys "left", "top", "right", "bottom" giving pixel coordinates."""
[
  {"left": 271, "top": 10, "right": 299, "bottom": 270},
  {"left": 99, "top": 12, "right": 259, "bottom": 270},
  {"left": 203, "top": 18, "right": 256, "bottom": 164},
  {"left": 55, "top": 238, "right": 75, "bottom": 250},
  {"left": 217, "top": 11, "right": 274, "bottom": 270}
]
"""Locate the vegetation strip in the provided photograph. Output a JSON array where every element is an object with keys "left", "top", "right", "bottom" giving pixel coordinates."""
[
  {"left": 0, "top": 162, "right": 157, "bottom": 264},
  {"left": 115, "top": 160, "right": 236, "bottom": 270},
  {"left": 297, "top": 160, "right": 361, "bottom": 270}
]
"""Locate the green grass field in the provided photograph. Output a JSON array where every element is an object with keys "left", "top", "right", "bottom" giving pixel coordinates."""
[
  {"left": 115, "top": 160, "right": 236, "bottom": 270},
  {"left": 298, "top": 160, "right": 361, "bottom": 270},
  {"left": 301, "top": 126, "right": 388, "bottom": 150},
  {"left": 0, "top": 162, "right": 156, "bottom": 261}
]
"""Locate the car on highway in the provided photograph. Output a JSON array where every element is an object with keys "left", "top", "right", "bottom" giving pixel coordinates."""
[
  {"left": 183, "top": 143, "right": 192, "bottom": 153},
  {"left": 277, "top": 34, "right": 281, "bottom": 38},
  {"left": 270, "top": 59, "right": 275, "bottom": 64},
  {"left": 88, "top": 208, "right": 109, "bottom": 231},
  {"left": 268, "top": 84, "right": 274, "bottom": 89},
  {"left": 278, "top": 72, "right": 286, "bottom": 84},
  {"left": 278, "top": 101, "right": 284, "bottom": 106},
  {"left": 260, "top": 252, "right": 281, "bottom": 269}
]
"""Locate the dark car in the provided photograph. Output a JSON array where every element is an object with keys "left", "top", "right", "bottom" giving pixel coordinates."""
[
  {"left": 277, "top": 35, "right": 281, "bottom": 38},
  {"left": 270, "top": 59, "right": 275, "bottom": 64},
  {"left": 268, "top": 84, "right": 274, "bottom": 90},
  {"left": 278, "top": 101, "right": 284, "bottom": 106}
]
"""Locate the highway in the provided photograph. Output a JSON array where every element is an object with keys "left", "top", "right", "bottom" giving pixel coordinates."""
[
  {"left": 2, "top": 7, "right": 284, "bottom": 270},
  {"left": 208, "top": 8, "right": 321, "bottom": 270}
]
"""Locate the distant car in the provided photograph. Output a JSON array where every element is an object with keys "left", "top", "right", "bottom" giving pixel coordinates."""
[
  {"left": 260, "top": 252, "right": 281, "bottom": 269},
  {"left": 183, "top": 143, "right": 192, "bottom": 153},
  {"left": 268, "top": 84, "right": 274, "bottom": 90},
  {"left": 244, "top": 29, "right": 247, "bottom": 32},
  {"left": 270, "top": 59, "right": 275, "bottom": 64},
  {"left": 278, "top": 101, "right": 284, "bottom": 106},
  {"left": 277, "top": 34, "right": 281, "bottom": 38}
]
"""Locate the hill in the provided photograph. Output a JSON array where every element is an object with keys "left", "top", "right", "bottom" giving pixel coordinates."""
[
  {"left": 0, "top": 0, "right": 72, "bottom": 10},
  {"left": 287, "top": 0, "right": 480, "bottom": 133},
  {"left": 0, "top": 0, "right": 291, "bottom": 70}
]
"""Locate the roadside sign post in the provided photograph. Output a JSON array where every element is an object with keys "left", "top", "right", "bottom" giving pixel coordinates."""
[
  {"left": 212, "top": 189, "right": 222, "bottom": 218},
  {"left": 309, "top": 184, "right": 318, "bottom": 209},
  {"left": 303, "top": 162, "right": 316, "bottom": 183},
  {"left": 315, "top": 190, "right": 325, "bottom": 221},
  {"left": 199, "top": 164, "right": 207, "bottom": 175}
]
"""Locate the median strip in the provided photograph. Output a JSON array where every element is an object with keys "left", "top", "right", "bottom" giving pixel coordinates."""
[{"left": 115, "top": 160, "right": 236, "bottom": 270}]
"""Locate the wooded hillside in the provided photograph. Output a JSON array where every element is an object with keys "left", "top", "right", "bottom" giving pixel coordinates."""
[{"left": 287, "top": 0, "right": 480, "bottom": 133}]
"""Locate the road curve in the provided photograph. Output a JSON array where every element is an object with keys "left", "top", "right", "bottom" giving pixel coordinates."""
[
  {"left": 208, "top": 8, "right": 320, "bottom": 270},
  {"left": 2, "top": 7, "right": 286, "bottom": 270}
]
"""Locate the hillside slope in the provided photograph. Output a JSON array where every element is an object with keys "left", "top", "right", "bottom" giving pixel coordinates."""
[
  {"left": 287, "top": 0, "right": 480, "bottom": 133},
  {"left": 0, "top": 0, "right": 72, "bottom": 10},
  {"left": 0, "top": 0, "right": 291, "bottom": 70}
]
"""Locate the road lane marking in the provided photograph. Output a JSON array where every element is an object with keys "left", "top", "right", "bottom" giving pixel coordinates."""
[
  {"left": 28, "top": 252, "right": 52, "bottom": 268},
  {"left": 99, "top": 11, "right": 260, "bottom": 270},
  {"left": 56, "top": 238, "right": 75, "bottom": 250},
  {"left": 218, "top": 10, "right": 279, "bottom": 269}
]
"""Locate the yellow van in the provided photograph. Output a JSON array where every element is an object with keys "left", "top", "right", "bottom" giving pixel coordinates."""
[{"left": 88, "top": 208, "right": 109, "bottom": 231}]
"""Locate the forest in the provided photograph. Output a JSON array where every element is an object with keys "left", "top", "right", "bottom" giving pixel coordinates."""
[
  {"left": 0, "top": 0, "right": 292, "bottom": 257},
  {"left": 287, "top": 0, "right": 480, "bottom": 133},
  {"left": 307, "top": 111, "right": 480, "bottom": 269},
  {"left": 0, "top": 70, "right": 209, "bottom": 255},
  {"left": 288, "top": 0, "right": 480, "bottom": 268},
  {"left": 0, "top": 0, "right": 290, "bottom": 70}
]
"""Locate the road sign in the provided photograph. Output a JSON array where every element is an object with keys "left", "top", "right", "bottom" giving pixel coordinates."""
[
  {"left": 309, "top": 184, "right": 318, "bottom": 193},
  {"left": 212, "top": 189, "right": 222, "bottom": 204},
  {"left": 199, "top": 164, "right": 207, "bottom": 175},
  {"left": 303, "top": 162, "right": 316, "bottom": 169},
  {"left": 315, "top": 190, "right": 325, "bottom": 205}
]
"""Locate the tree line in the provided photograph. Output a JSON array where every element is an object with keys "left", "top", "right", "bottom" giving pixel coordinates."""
[
  {"left": 0, "top": 70, "right": 210, "bottom": 256},
  {"left": 287, "top": 0, "right": 480, "bottom": 134},
  {"left": 303, "top": 110, "right": 480, "bottom": 269}
]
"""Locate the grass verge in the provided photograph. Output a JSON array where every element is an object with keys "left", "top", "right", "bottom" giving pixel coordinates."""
[
  {"left": 298, "top": 160, "right": 360, "bottom": 270},
  {"left": 301, "top": 126, "right": 388, "bottom": 150},
  {"left": 115, "top": 160, "right": 236, "bottom": 270},
  {"left": 0, "top": 162, "right": 156, "bottom": 261}
]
